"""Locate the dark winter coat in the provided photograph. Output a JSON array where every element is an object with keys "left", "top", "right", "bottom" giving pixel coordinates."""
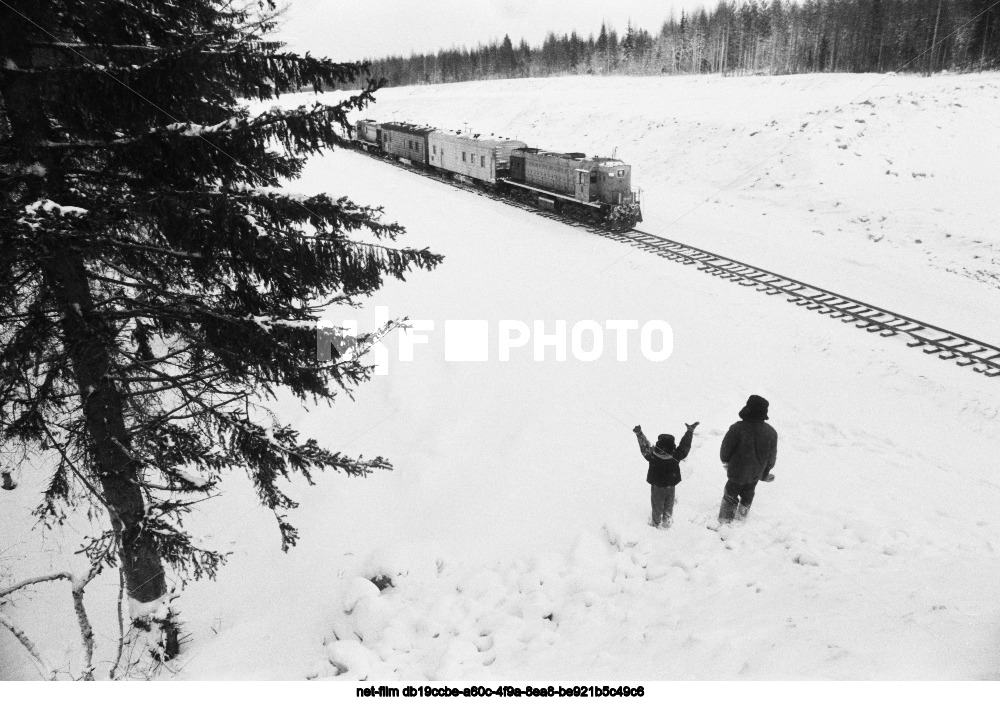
[
  {"left": 636, "top": 429, "right": 693, "bottom": 487},
  {"left": 720, "top": 419, "right": 778, "bottom": 485}
]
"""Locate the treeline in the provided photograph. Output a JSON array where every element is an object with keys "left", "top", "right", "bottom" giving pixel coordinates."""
[{"left": 362, "top": 0, "right": 1000, "bottom": 86}]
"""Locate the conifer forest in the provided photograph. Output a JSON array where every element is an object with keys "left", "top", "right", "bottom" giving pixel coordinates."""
[{"left": 366, "top": 0, "right": 1000, "bottom": 86}]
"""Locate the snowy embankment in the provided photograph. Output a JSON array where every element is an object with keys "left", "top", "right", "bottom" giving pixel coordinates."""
[
  {"left": 349, "top": 72, "right": 1000, "bottom": 343},
  {"left": 2, "top": 74, "right": 999, "bottom": 681}
]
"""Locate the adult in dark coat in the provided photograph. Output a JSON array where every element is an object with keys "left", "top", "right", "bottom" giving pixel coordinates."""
[
  {"left": 633, "top": 422, "right": 698, "bottom": 528},
  {"left": 718, "top": 395, "right": 778, "bottom": 523}
]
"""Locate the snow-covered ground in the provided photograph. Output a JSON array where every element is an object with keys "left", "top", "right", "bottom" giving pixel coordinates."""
[
  {"left": 2, "top": 73, "right": 999, "bottom": 681},
  {"left": 354, "top": 73, "right": 1000, "bottom": 343}
]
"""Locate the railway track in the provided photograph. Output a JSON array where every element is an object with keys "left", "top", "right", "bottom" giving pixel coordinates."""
[
  {"left": 597, "top": 227, "right": 1000, "bottom": 378},
  {"left": 352, "top": 144, "right": 1000, "bottom": 379}
]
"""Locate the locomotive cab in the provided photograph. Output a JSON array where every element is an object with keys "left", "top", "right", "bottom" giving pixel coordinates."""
[
  {"left": 591, "top": 159, "right": 642, "bottom": 230},
  {"left": 591, "top": 161, "right": 633, "bottom": 206},
  {"left": 571, "top": 160, "right": 637, "bottom": 208}
]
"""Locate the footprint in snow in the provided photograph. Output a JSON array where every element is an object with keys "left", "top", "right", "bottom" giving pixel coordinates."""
[{"left": 792, "top": 551, "right": 820, "bottom": 566}]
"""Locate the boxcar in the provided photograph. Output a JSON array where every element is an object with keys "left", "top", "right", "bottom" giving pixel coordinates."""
[
  {"left": 379, "top": 122, "right": 434, "bottom": 165},
  {"left": 427, "top": 131, "right": 527, "bottom": 183}
]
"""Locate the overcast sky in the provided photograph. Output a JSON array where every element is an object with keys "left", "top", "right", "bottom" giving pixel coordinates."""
[{"left": 276, "top": 1, "right": 714, "bottom": 62}]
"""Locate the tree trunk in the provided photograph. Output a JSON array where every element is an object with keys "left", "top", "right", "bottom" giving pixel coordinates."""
[
  {"left": 928, "top": 0, "right": 943, "bottom": 76},
  {"left": 40, "top": 252, "right": 168, "bottom": 607}
]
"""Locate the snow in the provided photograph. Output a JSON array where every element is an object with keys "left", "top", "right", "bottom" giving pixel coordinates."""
[
  {"left": 334, "top": 73, "right": 1000, "bottom": 344},
  {"left": 128, "top": 593, "right": 175, "bottom": 623},
  {"left": 22, "top": 199, "right": 89, "bottom": 218},
  {"left": 164, "top": 116, "right": 242, "bottom": 137},
  {"left": 2, "top": 72, "right": 1000, "bottom": 682},
  {"left": 174, "top": 467, "right": 210, "bottom": 490}
]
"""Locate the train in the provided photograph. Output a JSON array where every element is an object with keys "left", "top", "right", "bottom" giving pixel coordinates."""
[{"left": 352, "top": 118, "right": 643, "bottom": 231}]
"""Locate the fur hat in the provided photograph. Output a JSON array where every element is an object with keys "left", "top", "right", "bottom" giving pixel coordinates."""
[
  {"left": 738, "top": 394, "right": 769, "bottom": 421},
  {"left": 656, "top": 434, "right": 676, "bottom": 453}
]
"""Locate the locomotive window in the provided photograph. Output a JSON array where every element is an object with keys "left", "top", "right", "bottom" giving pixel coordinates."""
[
  {"left": 618, "top": 169, "right": 625, "bottom": 177},
  {"left": 481, "top": 156, "right": 485, "bottom": 168},
  {"left": 433, "top": 145, "right": 436, "bottom": 154},
  {"left": 462, "top": 152, "right": 466, "bottom": 162},
  {"left": 578, "top": 172, "right": 585, "bottom": 184}
]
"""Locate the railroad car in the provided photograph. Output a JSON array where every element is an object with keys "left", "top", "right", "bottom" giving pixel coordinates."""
[
  {"left": 379, "top": 122, "right": 434, "bottom": 165},
  {"left": 506, "top": 148, "right": 642, "bottom": 230},
  {"left": 427, "top": 130, "right": 527, "bottom": 183},
  {"left": 352, "top": 118, "right": 642, "bottom": 231},
  {"left": 355, "top": 118, "right": 380, "bottom": 150}
]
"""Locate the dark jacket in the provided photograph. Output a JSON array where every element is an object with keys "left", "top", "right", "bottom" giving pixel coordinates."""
[
  {"left": 720, "top": 419, "right": 778, "bottom": 485},
  {"left": 636, "top": 428, "right": 693, "bottom": 487}
]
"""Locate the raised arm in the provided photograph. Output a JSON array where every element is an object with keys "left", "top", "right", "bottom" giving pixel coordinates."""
[
  {"left": 633, "top": 426, "right": 652, "bottom": 459},
  {"left": 674, "top": 423, "right": 697, "bottom": 461}
]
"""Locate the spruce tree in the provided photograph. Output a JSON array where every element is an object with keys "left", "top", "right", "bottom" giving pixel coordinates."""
[{"left": 0, "top": 0, "right": 441, "bottom": 659}]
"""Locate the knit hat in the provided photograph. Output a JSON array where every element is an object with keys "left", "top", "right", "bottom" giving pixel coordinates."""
[
  {"left": 738, "top": 394, "right": 769, "bottom": 421},
  {"left": 655, "top": 434, "right": 676, "bottom": 453}
]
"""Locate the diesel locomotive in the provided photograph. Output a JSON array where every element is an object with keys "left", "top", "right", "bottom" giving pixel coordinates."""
[{"left": 352, "top": 118, "right": 642, "bottom": 231}]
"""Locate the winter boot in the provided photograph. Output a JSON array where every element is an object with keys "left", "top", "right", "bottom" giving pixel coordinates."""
[
  {"left": 718, "top": 495, "right": 737, "bottom": 524},
  {"left": 735, "top": 503, "right": 751, "bottom": 522}
]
